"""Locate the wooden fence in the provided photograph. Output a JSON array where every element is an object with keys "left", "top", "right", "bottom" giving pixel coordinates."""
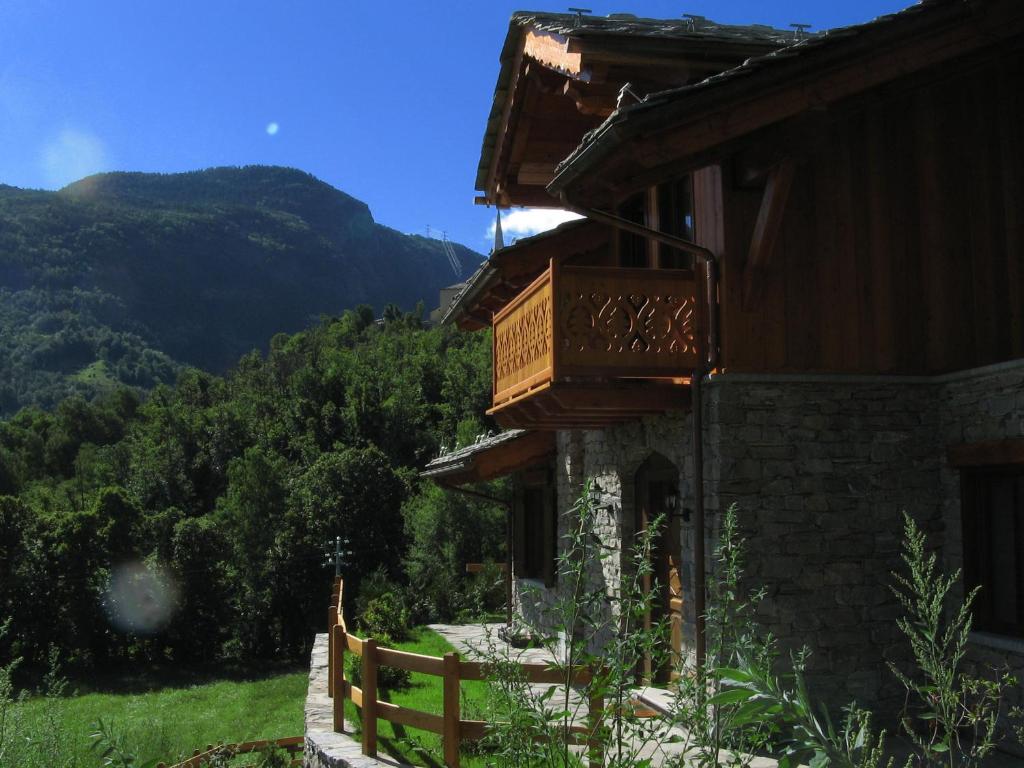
[
  {"left": 327, "top": 576, "right": 604, "bottom": 768},
  {"left": 156, "top": 735, "right": 304, "bottom": 767}
]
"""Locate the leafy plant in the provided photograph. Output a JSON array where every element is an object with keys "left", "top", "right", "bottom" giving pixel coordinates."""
[
  {"left": 345, "top": 633, "right": 412, "bottom": 691},
  {"left": 889, "top": 512, "right": 1016, "bottom": 767},
  {"left": 0, "top": 620, "right": 29, "bottom": 768},
  {"left": 90, "top": 717, "right": 160, "bottom": 768},
  {"left": 476, "top": 480, "right": 680, "bottom": 768}
]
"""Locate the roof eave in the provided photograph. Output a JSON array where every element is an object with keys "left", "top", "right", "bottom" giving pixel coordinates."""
[{"left": 549, "top": 0, "right": 1018, "bottom": 205}]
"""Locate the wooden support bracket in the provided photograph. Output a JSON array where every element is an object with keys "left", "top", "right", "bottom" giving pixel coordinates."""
[{"left": 742, "top": 157, "right": 796, "bottom": 310}]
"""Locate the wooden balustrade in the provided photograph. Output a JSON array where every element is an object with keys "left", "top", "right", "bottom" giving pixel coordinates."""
[
  {"left": 557, "top": 265, "right": 699, "bottom": 378},
  {"left": 489, "top": 262, "right": 699, "bottom": 428},
  {"left": 493, "top": 267, "right": 554, "bottom": 405},
  {"left": 326, "top": 578, "right": 603, "bottom": 768}
]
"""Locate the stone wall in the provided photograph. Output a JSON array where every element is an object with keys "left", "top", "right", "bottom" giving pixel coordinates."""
[
  {"left": 705, "top": 372, "right": 943, "bottom": 714},
  {"left": 937, "top": 361, "right": 1024, "bottom": 723},
  {"left": 509, "top": 360, "right": 1024, "bottom": 719},
  {"left": 514, "top": 413, "right": 695, "bottom": 653},
  {"left": 304, "top": 634, "right": 393, "bottom": 768}
]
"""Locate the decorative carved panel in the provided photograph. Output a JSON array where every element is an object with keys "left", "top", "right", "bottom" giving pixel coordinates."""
[
  {"left": 558, "top": 267, "right": 698, "bottom": 374},
  {"left": 491, "top": 264, "right": 700, "bottom": 411},
  {"left": 493, "top": 274, "right": 553, "bottom": 403}
]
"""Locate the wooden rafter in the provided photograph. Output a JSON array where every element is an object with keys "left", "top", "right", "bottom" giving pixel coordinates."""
[{"left": 562, "top": 81, "right": 615, "bottom": 117}]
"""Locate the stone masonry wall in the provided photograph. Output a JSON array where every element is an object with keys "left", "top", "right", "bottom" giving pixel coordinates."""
[
  {"left": 510, "top": 360, "right": 1024, "bottom": 720},
  {"left": 937, "top": 361, "right": 1024, "bottom": 724},
  {"left": 705, "top": 373, "right": 943, "bottom": 715},
  {"left": 515, "top": 413, "right": 695, "bottom": 653}
]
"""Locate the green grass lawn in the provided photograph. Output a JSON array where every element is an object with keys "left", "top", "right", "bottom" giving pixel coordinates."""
[
  {"left": 16, "top": 668, "right": 307, "bottom": 767},
  {"left": 10, "top": 627, "right": 493, "bottom": 767},
  {"left": 342, "top": 626, "right": 494, "bottom": 768}
]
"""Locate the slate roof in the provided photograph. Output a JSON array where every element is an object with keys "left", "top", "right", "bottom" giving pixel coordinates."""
[
  {"left": 439, "top": 258, "right": 495, "bottom": 326},
  {"left": 512, "top": 11, "right": 798, "bottom": 45},
  {"left": 476, "top": 11, "right": 803, "bottom": 195},
  {"left": 439, "top": 217, "right": 592, "bottom": 326},
  {"left": 550, "top": 0, "right": 964, "bottom": 191},
  {"left": 421, "top": 430, "right": 528, "bottom": 478}
]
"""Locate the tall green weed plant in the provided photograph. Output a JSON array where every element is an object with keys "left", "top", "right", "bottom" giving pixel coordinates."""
[
  {"left": 476, "top": 485, "right": 1020, "bottom": 767},
  {"left": 889, "top": 513, "right": 1015, "bottom": 767}
]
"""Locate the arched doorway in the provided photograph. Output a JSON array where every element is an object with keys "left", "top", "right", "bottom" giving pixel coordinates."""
[{"left": 634, "top": 453, "right": 683, "bottom": 683}]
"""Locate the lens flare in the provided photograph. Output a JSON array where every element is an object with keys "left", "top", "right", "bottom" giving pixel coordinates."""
[
  {"left": 104, "top": 561, "right": 179, "bottom": 635},
  {"left": 266, "top": 122, "right": 280, "bottom": 136}
]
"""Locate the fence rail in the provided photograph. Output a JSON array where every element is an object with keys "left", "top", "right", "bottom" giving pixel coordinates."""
[{"left": 326, "top": 576, "right": 603, "bottom": 768}]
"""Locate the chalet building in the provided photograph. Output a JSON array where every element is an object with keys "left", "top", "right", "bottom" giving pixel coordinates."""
[{"left": 424, "top": 1, "right": 1024, "bottom": 718}]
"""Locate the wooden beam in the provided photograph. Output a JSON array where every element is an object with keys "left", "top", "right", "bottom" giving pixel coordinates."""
[
  {"left": 524, "top": 28, "right": 585, "bottom": 80},
  {"left": 484, "top": 39, "right": 526, "bottom": 202},
  {"left": 947, "top": 439, "right": 1024, "bottom": 468},
  {"left": 517, "top": 161, "right": 556, "bottom": 186},
  {"left": 562, "top": 81, "right": 615, "bottom": 117},
  {"left": 742, "top": 158, "right": 796, "bottom": 309},
  {"left": 549, "top": 384, "right": 689, "bottom": 413},
  {"left": 472, "top": 431, "right": 556, "bottom": 480},
  {"left": 494, "top": 183, "right": 561, "bottom": 208}
]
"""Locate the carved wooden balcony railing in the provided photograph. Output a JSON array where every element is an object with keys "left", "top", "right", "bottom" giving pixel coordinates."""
[{"left": 489, "top": 263, "right": 699, "bottom": 428}]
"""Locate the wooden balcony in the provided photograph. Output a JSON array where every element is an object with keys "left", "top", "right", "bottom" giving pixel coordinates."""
[{"left": 488, "top": 263, "right": 699, "bottom": 429}]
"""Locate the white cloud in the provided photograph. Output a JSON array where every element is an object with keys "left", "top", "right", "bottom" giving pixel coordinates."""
[
  {"left": 486, "top": 208, "right": 584, "bottom": 243},
  {"left": 40, "top": 128, "right": 108, "bottom": 188}
]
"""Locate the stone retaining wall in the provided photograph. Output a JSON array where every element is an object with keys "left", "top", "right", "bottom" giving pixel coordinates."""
[{"left": 304, "top": 633, "right": 405, "bottom": 768}]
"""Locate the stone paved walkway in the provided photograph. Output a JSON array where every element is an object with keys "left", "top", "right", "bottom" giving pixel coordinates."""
[
  {"left": 308, "top": 626, "right": 1024, "bottom": 767},
  {"left": 429, "top": 623, "right": 776, "bottom": 768}
]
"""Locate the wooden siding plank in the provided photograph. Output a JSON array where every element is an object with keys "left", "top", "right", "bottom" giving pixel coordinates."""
[
  {"left": 995, "top": 55, "right": 1024, "bottom": 359},
  {"left": 865, "top": 100, "right": 895, "bottom": 372}
]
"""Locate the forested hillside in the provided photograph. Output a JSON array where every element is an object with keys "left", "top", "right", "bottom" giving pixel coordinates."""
[
  {"left": 0, "top": 167, "right": 482, "bottom": 415},
  {"left": 0, "top": 307, "right": 502, "bottom": 673}
]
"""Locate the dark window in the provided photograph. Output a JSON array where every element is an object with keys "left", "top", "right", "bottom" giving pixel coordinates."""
[
  {"left": 617, "top": 192, "right": 647, "bottom": 268},
  {"left": 657, "top": 176, "right": 695, "bottom": 269},
  {"left": 616, "top": 180, "right": 695, "bottom": 269},
  {"left": 514, "top": 477, "right": 558, "bottom": 586},
  {"left": 521, "top": 486, "right": 546, "bottom": 579},
  {"left": 962, "top": 468, "right": 1024, "bottom": 637}
]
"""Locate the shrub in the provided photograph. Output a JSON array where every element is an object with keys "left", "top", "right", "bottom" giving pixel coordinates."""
[
  {"left": 344, "top": 633, "right": 411, "bottom": 691},
  {"left": 353, "top": 567, "right": 410, "bottom": 642},
  {"left": 359, "top": 593, "right": 410, "bottom": 643},
  {"left": 402, "top": 481, "right": 506, "bottom": 622}
]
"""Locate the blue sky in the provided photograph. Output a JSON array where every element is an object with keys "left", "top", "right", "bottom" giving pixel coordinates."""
[{"left": 0, "top": 0, "right": 909, "bottom": 252}]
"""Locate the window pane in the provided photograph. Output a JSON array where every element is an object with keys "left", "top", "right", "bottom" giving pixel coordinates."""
[
  {"left": 962, "top": 468, "right": 1024, "bottom": 636},
  {"left": 523, "top": 487, "right": 545, "bottom": 578},
  {"left": 989, "top": 477, "right": 1018, "bottom": 628},
  {"left": 658, "top": 177, "right": 695, "bottom": 269},
  {"left": 618, "top": 193, "right": 646, "bottom": 268}
]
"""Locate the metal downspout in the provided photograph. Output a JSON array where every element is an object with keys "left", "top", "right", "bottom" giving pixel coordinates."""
[{"left": 558, "top": 198, "right": 718, "bottom": 671}]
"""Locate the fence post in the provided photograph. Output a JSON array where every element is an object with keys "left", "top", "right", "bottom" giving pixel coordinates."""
[
  {"left": 333, "top": 624, "right": 347, "bottom": 734},
  {"left": 588, "top": 685, "right": 604, "bottom": 768},
  {"left": 443, "top": 652, "right": 461, "bottom": 768},
  {"left": 362, "top": 637, "right": 378, "bottom": 758},
  {"left": 327, "top": 605, "right": 337, "bottom": 698}
]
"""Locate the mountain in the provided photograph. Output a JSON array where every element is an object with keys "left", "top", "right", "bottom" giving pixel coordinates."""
[{"left": 0, "top": 166, "right": 482, "bottom": 415}]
